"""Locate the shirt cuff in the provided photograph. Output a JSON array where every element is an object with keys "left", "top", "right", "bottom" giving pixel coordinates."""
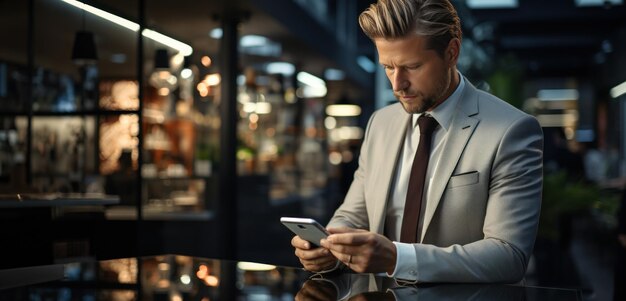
[{"left": 387, "top": 242, "right": 419, "bottom": 280}]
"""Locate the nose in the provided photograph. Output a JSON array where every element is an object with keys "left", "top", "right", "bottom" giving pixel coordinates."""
[{"left": 391, "top": 70, "right": 409, "bottom": 92}]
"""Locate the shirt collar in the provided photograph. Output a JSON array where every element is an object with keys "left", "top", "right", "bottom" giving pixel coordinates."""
[{"left": 412, "top": 71, "right": 465, "bottom": 132}]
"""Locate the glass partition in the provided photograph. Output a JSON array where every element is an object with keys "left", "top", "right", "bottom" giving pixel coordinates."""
[
  {"left": 140, "top": 0, "right": 221, "bottom": 220},
  {"left": 0, "top": 1, "right": 29, "bottom": 190}
]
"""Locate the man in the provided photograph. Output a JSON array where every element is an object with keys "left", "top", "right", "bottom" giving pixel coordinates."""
[{"left": 291, "top": 0, "right": 543, "bottom": 283}]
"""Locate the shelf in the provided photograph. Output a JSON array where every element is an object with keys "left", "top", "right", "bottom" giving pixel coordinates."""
[
  {"left": 0, "top": 110, "right": 140, "bottom": 117},
  {"left": 105, "top": 206, "right": 215, "bottom": 221},
  {"left": 142, "top": 176, "right": 213, "bottom": 181},
  {"left": 32, "top": 173, "right": 99, "bottom": 179}
]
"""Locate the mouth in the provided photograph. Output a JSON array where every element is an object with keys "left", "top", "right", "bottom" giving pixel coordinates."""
[{"left": 398, "top": 95, "right": 418, "bottom": 101}]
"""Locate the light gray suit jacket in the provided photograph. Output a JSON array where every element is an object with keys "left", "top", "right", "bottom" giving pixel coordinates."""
[{"left": 327, "top": 79, "right": 543, "bottom": 283}]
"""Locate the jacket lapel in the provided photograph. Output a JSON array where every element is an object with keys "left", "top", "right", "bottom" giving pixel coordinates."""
[
  {"left": 371, "top": 105, "right": 411, "bottom": 234},
  {"left": 420, "top": 80, "right": 480, "bottom": 242}
]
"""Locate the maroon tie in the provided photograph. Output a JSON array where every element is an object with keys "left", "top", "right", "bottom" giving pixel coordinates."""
[{"left": 400, "top": 115, "right": 439, "bottom": 243}]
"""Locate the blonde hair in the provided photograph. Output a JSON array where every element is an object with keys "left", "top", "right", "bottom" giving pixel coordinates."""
[{"left": 359, "top": 0, "right": 462, "bottom": 56}]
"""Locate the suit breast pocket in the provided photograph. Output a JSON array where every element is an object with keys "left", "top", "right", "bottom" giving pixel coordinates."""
[{"left": 447, "top": 171, "right": 479, "bottom": 188}]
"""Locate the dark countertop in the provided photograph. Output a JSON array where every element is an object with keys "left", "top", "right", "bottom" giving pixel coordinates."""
[
  {"left": 0, "top": 193, "right": 119, "bottom": 208},
  {"left": 0, "top": 254, "right": 582, "bottom": 300}
]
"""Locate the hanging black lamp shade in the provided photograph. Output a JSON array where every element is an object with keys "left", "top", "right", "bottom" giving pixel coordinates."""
[
  {"left": 182, "top": 55, "right": 192, "bottom": 69},
  {"left": 71, "top": 31, "right": 98, "bottom": 65},
  {"left": 154, "top": 49, "right": 170, "bottom": 70}
]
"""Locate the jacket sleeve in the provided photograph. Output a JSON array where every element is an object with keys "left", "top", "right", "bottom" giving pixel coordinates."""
[{"left": 327, "top": 111, "right": 379, "bottom": 230}]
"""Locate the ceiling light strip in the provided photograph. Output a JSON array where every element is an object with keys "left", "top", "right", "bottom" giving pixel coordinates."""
[
  {"left": 60, "top": 0, "right": 192, "bottom": 55},
  {"left": 610, "top": 80, "right": 626, "bottom": 99},
  {"left": 61, "top": 0, "right": 139, "bottom": 31},
  {"left": 143, "top": 29, "right": 193, "bottom": 56},
  {"left": 297, "top": 72, "right": 326, "bottom": 89}
]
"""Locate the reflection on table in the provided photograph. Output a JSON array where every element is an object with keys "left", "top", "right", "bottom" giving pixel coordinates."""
[
  {"left": 0, "top": 254, "right": 581, "bottom": 301},
  {"left": 297, "top": 273, "right": 582, "bottom": 301}
]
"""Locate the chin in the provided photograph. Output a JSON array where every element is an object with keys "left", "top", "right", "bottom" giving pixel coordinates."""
[{"left": 400, "top": 103, "right": 425, "bottom": 114}]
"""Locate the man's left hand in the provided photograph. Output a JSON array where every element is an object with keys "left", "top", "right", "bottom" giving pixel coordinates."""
[{"left": 320, "top": 227, "right": 397, "bottom": 274}]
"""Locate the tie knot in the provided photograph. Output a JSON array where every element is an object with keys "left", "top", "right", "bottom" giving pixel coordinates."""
[{"left": 417, "top": 115, "right": 438, "bottom": 135}]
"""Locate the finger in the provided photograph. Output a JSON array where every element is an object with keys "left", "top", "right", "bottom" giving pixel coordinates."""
[
  {"left": 291, "top": 235, "right": 311, "bottom": 249},
  {"left": 323, "top": 241, "right": 359, "bottom": 255},
  {"left": 327, "top": 232, "right": 370, "bottom": 245},
  {"left": 326, "top": 227, "right": 367, "bottom": 234},
  {"left": 328, "top": 249, "right": 353, "bottom": 265},
  {"left": 295, "top": 246, "right": 330, "bottom": 260}
]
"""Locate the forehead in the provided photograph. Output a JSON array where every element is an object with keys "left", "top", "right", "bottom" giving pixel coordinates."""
[{"left": 374, "top": 35, "right": 435, "bottom": 64}]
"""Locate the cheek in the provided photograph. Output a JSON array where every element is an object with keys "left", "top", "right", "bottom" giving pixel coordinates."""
[
  {"left": 423, "top": 66, "right": 445, "bottom": 87},
  {"left": 409, "top": 69, "right": 433, "bottom": 90}
]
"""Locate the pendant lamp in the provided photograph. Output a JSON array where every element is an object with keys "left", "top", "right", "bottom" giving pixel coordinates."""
[
  {"left": 71, "top": 30, "right": 98, "bottom": 65},
  {"left": 71, "top": 3, "right": 97, "bottom": 66}
]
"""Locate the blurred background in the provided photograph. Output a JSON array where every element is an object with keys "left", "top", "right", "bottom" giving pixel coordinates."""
[{"left": 0, "top": 0, "right": 625, "bottom": 300}]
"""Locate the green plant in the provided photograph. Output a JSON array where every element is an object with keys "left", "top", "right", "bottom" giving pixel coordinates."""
[{"left": 538, "top": 172, "right": 620, "bottom": 240}]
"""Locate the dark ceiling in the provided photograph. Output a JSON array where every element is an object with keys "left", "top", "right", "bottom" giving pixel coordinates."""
[
  {"left": 2, "top": 0, "right": 625, "bottom": 92},
  {"left": 455, "top": 0, "right": 626, "bottom": 78},
  {"left": 353, "top": 0, "right": 626, "bottom": 79}
]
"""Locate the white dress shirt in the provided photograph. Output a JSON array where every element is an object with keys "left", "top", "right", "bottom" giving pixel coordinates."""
[{"left": 387, "top": 73, "right": 466, "bottom": 279}]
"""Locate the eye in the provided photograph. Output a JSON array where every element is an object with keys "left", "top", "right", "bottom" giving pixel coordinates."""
[
  {"left": 382, "top": 65, "right": 394, "bottom": 72},
  {"left": 406, "top": 64, "right": 421, "bottom": 70}
]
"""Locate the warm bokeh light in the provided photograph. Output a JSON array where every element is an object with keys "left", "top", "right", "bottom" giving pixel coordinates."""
[
  {"left": 329, "top": 152, "right": 342, "bottom": 165},
  {"left": 324, "top": 116, "right": 337, "bottom": 129},
  {"left": 255, "top": 102, "right": 272, "bottom": 114},
  {"left": 158, "top": 87, "right": 170, "bottom": 96},
  {"left": 180, "top": 274, "right": 191, "bottom": 285},
  {"left": 204, "top": 73, "right": 221, "bottom": 86},
  {"left": 236, "top": 262, "right": 277, "bottom": 271},
  {"left": 249, "top": 113, "right": 259, "bottom": 123},
  {"left": 204, "top": 275, "right": 219, "bottom": 287},
  {"left": 158, "top": 263, "right": 169, "bottom": 271},
  {"left": 329, "top": 126, "right": 364, "bottom": 142},
  {"left": 201, "top": 55, "right": 212, "bottom": 67},
  {"left": 243, "top": 102, "right": 256, "bottom": 113},
  {"left": 197, "top": 83, "right": 209, "bottom": 97},
  {"left": 181, "top": 68, "right": 193, "bottom": 79},
  {"left": 326, "top": 104, "right": 361, "bottom": 117},
  {"left": 196, "top": 265, "right": 208, "bottom": 279},
  {"left": 172, "top": 53, "right": 184, "bottom": 66},
  {"left": 196, "top": 264, "right": 219, "bottom": 287}
]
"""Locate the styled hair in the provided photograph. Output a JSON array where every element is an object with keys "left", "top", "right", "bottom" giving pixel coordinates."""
[{"left": 359, "top": 0, "right": 462, "bottom": 57}]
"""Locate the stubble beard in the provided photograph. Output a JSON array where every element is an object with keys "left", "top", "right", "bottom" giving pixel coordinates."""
[
  {"left": 396, "top": 68, "right": 452, "bottom": 114},
  {"left": 397, "top": 93, "right": 437, "bottom": 114}
]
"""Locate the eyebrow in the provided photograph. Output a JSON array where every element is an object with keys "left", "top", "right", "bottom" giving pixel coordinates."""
[{"left": 379, "top": 61, "right": 421, "bottom": 67}]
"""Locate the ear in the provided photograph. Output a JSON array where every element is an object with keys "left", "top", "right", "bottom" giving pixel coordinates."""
[{"left": 445, "top": 38, "right": 461, "bottom": 67}]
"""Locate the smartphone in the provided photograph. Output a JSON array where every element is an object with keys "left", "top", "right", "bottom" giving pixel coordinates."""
[{"left": 280, "top": 217, "right": 329, "bottom": 247}]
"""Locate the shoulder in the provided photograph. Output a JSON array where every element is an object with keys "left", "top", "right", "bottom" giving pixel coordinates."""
[
  {"left": 371, "top": 102, "right": 405, "bottom": 119},
  {"left": 471, "top": 86, "right": 539, "bottom": 129},
  {"left": 476, "top": 89, "right": 526, "bottom": 118}
]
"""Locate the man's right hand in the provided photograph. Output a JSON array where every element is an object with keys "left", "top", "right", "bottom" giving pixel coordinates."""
[{"left": 292, "top": 235, "right": 337, "bottom": 272}]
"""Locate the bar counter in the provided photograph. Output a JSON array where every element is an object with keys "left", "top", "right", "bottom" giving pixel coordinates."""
[{"left": 0, "top": 254, "right": 582, "bottom": 300}]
